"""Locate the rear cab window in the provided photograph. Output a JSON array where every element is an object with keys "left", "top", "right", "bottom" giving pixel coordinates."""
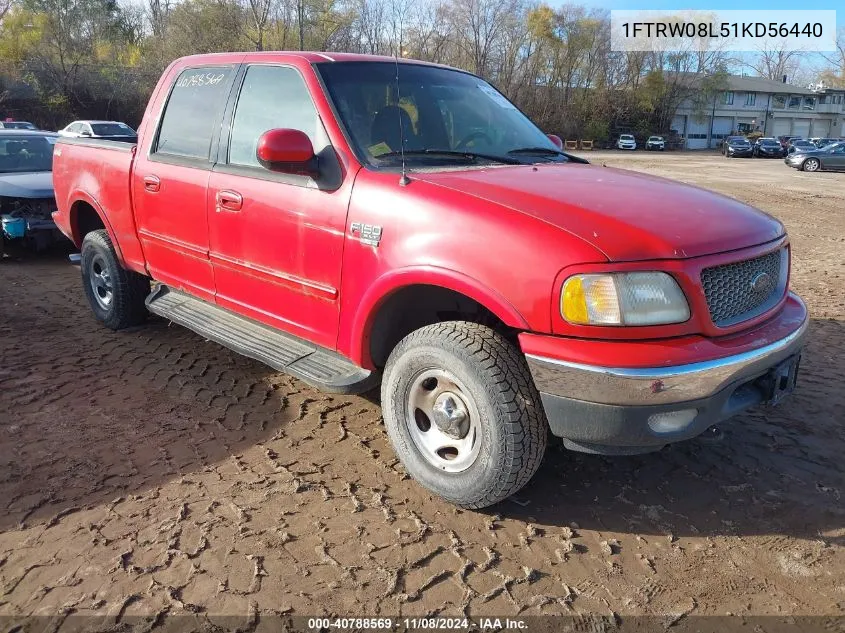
[{"left": 153, "top": 66, "right": 236, "bottom": 162}]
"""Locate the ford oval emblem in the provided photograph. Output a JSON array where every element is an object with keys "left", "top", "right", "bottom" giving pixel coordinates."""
[{"left": 750, "top": 272, "right": 774, "bottom": 298}]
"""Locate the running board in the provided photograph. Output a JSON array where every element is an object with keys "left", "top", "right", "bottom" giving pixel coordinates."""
[{"left": 145, "top": 285, "right": 377, "bottom": 394}]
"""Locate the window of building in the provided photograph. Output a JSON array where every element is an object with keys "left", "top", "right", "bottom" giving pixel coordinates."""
[
  {"left": 819, "top": 95, "right": 827, "bottom": 104},
  {"left": 721, "top": 91, "right": 734, "bottom": 105},
  {"left": 229, "top": 65, "right": 319, "bottom": 168},
  {"left": 787, "top": 96, "right": 801, "bottom": 109},
  {"left": 773, "top": 95, "right": 787, "bottom": 109},
  {"left": 745, "top": 92, "right": 756, "bottom": 106},
  {"left": 803, "top": 96, "right": 816, "bottom": 110},
  {"left": 155, "top": 66, "right": 235, "bottom": 160}
]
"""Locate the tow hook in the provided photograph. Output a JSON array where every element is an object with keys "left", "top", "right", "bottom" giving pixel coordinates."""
[{"left": 699, "top": 426, "right": 724, "bottom": 443}]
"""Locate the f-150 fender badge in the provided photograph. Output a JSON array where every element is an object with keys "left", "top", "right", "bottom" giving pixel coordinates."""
[{"left": 350, "top": 222, "right": 382, "bottom": 247}]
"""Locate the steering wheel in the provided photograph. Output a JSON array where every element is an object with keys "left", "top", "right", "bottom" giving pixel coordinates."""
[{"left": 455, "top": 131, "right": 493, "bottom": 151}]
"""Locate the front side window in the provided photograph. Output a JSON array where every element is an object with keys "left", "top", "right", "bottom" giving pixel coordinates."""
[
  {"left": 316, "top": 62, "right": 561, "bottom": 167},
  {"left": 229, "top": 65, "right": 319, "bottom": 168},
  {"left": 155, "top": 66, "right": 235, "bottom": 160}
]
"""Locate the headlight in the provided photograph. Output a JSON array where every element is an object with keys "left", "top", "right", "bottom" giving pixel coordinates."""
[{"left": 561, "top": 272, "right": 690, "bottom": 326}]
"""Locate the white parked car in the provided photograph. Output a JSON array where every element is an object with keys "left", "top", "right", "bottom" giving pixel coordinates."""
[
  {"left": 646, "top": 135, "right": 665, "bottom": 151},
  {"left": 617, "top": 134, "right": 637, "bottom": 150},
  {"left": 0, "top": 121, "right": 37, "bottom": 130},
  {"left": 58, "top": 120, "right": 137, "bottom": 141}
]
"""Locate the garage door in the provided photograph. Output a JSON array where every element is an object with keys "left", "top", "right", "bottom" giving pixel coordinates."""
[
  {"left": 811, "top": 119, "right": 831, "bottom": 136},
  {"left": 792, "top": 119, "right": 811, "bottom": 137},
  {"left": 686, "top": 117, "right": 709, "bottom": 149},
  {"left": 772, "top": 118, "right": 791, "bottom": 137},
  {"left": 711, "top": 116, "right": 733, "bottom": 148}
]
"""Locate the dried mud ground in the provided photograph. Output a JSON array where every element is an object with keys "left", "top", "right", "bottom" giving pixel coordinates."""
[{"left": 1, "top": 151, "right": 844, "bottom": 627}]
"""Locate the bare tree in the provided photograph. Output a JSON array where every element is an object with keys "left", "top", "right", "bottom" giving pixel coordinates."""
[
  {"left": 1, "top": 0, "right": 13, "bottom": 22},
  {"left": 244, "top": 0, "right": 273, "bottom": 50},
  {"left": 819, "top": 26, "right": 845, "bottom": 86},
  {"left": 749, "top": 44, "right": 804, "bottom": 82},
  {"left": 146, "top": 0, "right": 171, "bottom": 38}
]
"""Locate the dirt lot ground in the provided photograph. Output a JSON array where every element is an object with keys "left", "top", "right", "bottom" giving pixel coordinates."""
[{"left": 1, "top": 151, "right": 844, "bottom": 628}]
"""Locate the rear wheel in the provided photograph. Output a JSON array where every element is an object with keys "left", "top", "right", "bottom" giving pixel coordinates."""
[
  {"left": 802, "top": 158, "right": 821, "bottom": 172},
  {"left": 381, "top": 322, "right": 548, "bottom": 508},
  {"left": 81, "top": 230, "right": 150, "bottom": 330}
]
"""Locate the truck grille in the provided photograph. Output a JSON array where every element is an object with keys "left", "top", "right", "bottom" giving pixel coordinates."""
[{"left": 701, "top": 249, "right": 785, "bottom": 327}]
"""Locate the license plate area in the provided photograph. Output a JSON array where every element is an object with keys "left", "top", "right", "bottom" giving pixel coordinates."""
[{"left": 757, "top": 355, "right": 801, "bottom": 406}]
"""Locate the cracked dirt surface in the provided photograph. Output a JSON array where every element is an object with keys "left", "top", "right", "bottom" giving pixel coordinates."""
[{"left": 1, "top": 152, "right": 844, "bottom": 627}]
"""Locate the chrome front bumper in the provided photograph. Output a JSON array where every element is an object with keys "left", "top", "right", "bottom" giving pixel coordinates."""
[{"left": 526, "top": 317, "right": 808, "bottom": 408}]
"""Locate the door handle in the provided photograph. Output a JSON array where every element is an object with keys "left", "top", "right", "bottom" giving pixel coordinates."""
[
  {"left": 216, "top": 190, "right": 243, "bottom": 212},
  {"left": 143, "top": 175, "right": 161, "bottom": 193}
]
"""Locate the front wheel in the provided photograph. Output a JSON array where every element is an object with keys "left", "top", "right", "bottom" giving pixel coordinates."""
[
  {"left": 381, "top": 322, "right": 548, "bottom": 508},
  {"left": 802, "top": 158, "right": 821, "bottom": 172},
  {"left": 81, "top": 229, "right": 150, "bottom": 330}
]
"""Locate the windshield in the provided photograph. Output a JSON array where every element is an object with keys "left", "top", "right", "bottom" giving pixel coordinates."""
[
  {"left": 620, "top": 135, "right": 634, "bottom": 140},
  {"left": 821, "top": 142, "right": 843, "bottom": 151},
  {"left": 648, "top": 136, "right": 662, "bottom": 141},
  {"left": 793, "top": 140, "right": 814, "bottom": 147},
  {"left": 0, "top": 136, "right": 54, "bottom": 173},
  {"left": 760, "top": 139, "right": 779, "bottom": 145},
  {"left": 4, "top": 122, "right": 35, "bottom": 130},
  {"left": 91, "top": 123, "right": 135, "bottom": 136},
  {"left": 727, "top": 136, "right": 748, "bottom": 143},
  {"left": 316, "top": 62, "right": 561, "bottom": 167}
]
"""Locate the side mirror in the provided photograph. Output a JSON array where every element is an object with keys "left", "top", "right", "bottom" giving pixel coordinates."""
[
  {"left": 547, "top": 134, "right": 563, "bottom": 150},
  {"left": 257, "top": 128, "right": 318, "bottom": 176},
  {"left": 80, "top": 130, "right": 92, "bottom": 137}
]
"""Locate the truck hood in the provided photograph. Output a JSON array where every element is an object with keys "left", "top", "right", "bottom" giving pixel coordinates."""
[
  {"left": 0, "top": 171, "right": 55, "bottom": 199},
  {"left": 414, "top": 164, "right": 784, "bottom": 261}
]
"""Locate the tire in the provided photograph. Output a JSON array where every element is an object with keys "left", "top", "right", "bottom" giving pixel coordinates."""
[
  {"left": 81, "top": 229, "right": 150, "bottom": 330},
  {"left": 381, "top": 322, "right": 548, "bottom": 509},
  {"left": 802, "top": 158, "right": 820, "bottom": 172}
]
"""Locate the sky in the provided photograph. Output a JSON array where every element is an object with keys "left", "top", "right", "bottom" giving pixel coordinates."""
[
  {"left": 559, "top": 0, "right": 843, "bottom": 24},
  {"left": 547, "top": 0, "right": 842, "bottom": 80}
]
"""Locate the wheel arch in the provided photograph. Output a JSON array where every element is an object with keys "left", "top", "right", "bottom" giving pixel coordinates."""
[
  {"left": 349, "top": 267, "right": 531, "bottom": 370},
  {"left": 68, "top": 195, "right": 126, "bottom": 265}
]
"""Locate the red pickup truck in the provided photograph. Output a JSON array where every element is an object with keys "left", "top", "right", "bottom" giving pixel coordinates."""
[{"left": 52, "top": 52, "right": 807, "bottom": 508}]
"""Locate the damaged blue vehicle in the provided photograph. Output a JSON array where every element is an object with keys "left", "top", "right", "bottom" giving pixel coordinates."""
[{"left": 0, "top": 129, "right": 65, "bottom": 256}]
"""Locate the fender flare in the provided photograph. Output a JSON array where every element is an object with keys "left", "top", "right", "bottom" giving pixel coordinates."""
[
  {"left": 348, "top": 266, "right": 531, "bottom": 368},
  {"left": 68, "top": 192, "right": 127, "bottom": 266}
]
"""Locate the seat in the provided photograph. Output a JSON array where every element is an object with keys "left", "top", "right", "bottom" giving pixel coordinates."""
[{"left": 370, "top": 106, "right": 417, "bottom": 152}]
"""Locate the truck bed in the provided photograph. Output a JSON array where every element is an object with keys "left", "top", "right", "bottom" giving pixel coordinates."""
[{"left": 52, "top": 137, "right": 147, "bottom": 273}]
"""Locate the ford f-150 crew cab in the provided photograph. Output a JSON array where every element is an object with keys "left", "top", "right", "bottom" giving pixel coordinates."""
[{"left": 52, "top": 52, "right": 808, "bottom": 508}]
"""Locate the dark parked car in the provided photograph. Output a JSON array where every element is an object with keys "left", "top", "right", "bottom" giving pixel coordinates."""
[
  {"left": 0, "top": 130, "right": 64, "bottom": 254},
  {"left": 777, "top": 135, "right": 797, "bottom": 149},
  {"left": 787, "top": 139, "right": 817, "bottom": 155},
  {"left": 722, "top": 136, "right": 753, "bottom": 158},
  {"left": 753, "top": 137, "right": 786, "bottom": 158},
  {"left": 785, "top": 141, "right": 845, "bottom": 172}
]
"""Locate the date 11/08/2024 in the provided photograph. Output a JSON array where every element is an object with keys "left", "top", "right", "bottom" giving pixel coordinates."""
[{"left": 306, "top": 617, "right": 528, "bottom": 630}]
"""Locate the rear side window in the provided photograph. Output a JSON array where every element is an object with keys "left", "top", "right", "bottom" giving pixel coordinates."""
[
  {"left": 155, "top": 66, "right": 234, "bottom": 160},
  {"left": 229, "top": 65, "right": 318, "bottom": 168}
]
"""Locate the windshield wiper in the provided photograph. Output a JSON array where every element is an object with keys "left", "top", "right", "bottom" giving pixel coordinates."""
[
  {"left": 376, "top": 149, "right": 521, "bottom": 165},
  {"left": 507, "top": 146, "right": 566, "bottom": 156}
]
